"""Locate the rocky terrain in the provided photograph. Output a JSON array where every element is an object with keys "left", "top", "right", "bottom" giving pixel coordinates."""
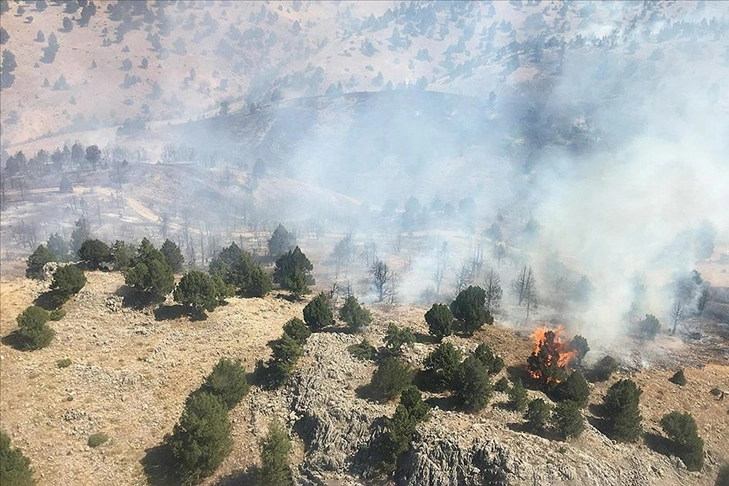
[{"left": 2, "top": 269, "right": 728, "bottom": 485}]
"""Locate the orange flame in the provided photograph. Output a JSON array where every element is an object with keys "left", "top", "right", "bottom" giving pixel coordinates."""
[{"left": 529, "top": 325, "right": 578, "bottom": 383}]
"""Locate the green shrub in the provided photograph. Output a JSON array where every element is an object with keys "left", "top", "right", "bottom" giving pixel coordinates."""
[
  {"left": 450, "top": 286, "right": 493, "bottom": 336},
  {"left": 50, "top": 264, "right": 86, "bottom": 303},
  {"left": 167, "top": 392, "right": 233, "bottom": 485},
  {"left": 26, "top": 244, "right": 56, "bottom": 280},
  {"left": 472, "top": 343, "right": 504, "bottom": 375},
  {"left": 423, "top": 342, "right": 462, "bottom": 391},
  {"left": 384, "top": 324, "right": 415, "bottom": 355},
  {"left": 0, "top": 430, "right": 35, "bottom": 486},
  {"left": 669, "top": 369, "right": 687, "bottom": 386},
  {"left": 551, "top": 371, "right": 590, "bottom": 407},
  {"left": 56, "top": 358, "right": 72, "bottom": 368},
  {"left": 273, "top": 246, "right": 313, "bottom": 298},
  {"left": 602, "top": 379, "right": 643, "bottom": 442},
  {"left": 567, "top": 335, "right": 590, "bottom": 367},
  {"left": 87, "top": 432, "right": 108, "bottom": 448},
  {"left": 424, "top": 303, "right": 453, "bottom": 341},
  {"left": 660, "top": 411, "right": 704, "bottom": 471},
  {"left": 282, "top": 317, "right": 311, "bottom": 345},
  {"left": 454, "top": 356, "right": 492, "bottom": 412},
  {"left": 173, "top": 270, "right": 221, "bottom": 319},
  {"left": 639, "top": 314, "right": 660, "bottom": 341},
  {"left": 259, "top": 420, "right": 293, "bottom": 486},
  {"left": 494, "top": 376, "right": 510, "bottom": 392},
  {"left": 347, "top": 339, "right": 377, "bottom": 361},
  {"left": 380, "top": 386, "right": 430, "bottom": 473},
  {"left": 201, "top": 358, "right": 250, "bottom": 410},
  {"left": 371, "top": 356, "right": 412, "bottom": 402},
  {"left": 524, "top": 398, "right": 550, "bottom": 433},
  {"left": 15, "top": 306, "right": 55, "bottom": 350},
  {"left": 160, "top": 239, "right": 185, "bottom": 273},
  {"left": 552, "top": 400, "right": 584, "bottom": 439},
  {"left": 78, "top": 239, "right": 111, "bottom": 270},
  {"left": 48, "top": 309, "right": 66, "bottom": 321},
  {"left": 266, "top": 334, "right": 304, "bottom": 385},
  {"left": 125, "top": 239, "right": 174, "bottom": 301},
  {"left": 209, "top": 243, "right": 272, "bottom": 297},
  {"left": 303, "top": 293, "right": 333, "bottom": 331},
  {"left": 710, "top": 387, "right": 723, "bottom": 397},
  {"left": 592, "top": 355, "right": 618, "bottom": 382},
  {"left": 338, "top": 296, "right": 372, "bottom": 332},
  {"left": 508, "top": 379, "right": 528, "bottom": 412}
]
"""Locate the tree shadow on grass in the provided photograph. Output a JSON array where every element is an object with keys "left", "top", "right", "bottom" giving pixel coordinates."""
[
  {"left": 424, "top": 395, "right": 457, "bottom": 411},
  {"left": 141, "top": 443, "right": 178, "bottom": 486},
  {"left": 153, "top": 305, "right": 188, "bottom": 321},
  {"left": 355, "top": 383, "right": 382, "bottom": 402},
  {"left": 215, "top": 465, "right": 260, "bottom": 486},
  {"left": 413, "top": 332, "right": 437, "bottom": 345},
  {"left": 644, "top": 432, "right": 673, "bottom": 457},
  {"left": 1, "top": 331, "right": 24, "bottom": 351},
  {"left": 33, "top": 290, "right": 65, "bottom": 311}
]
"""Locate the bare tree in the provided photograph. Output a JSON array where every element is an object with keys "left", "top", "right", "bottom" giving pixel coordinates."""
[
  {"left": 670, "top": 301, "right": 684, "bottom": 335},
  {"left": 431, "top": 242, "right": 449, "bottom": 295},
  {"left": 371, "top": 258, "right": 392, "bottom": 302},
  {"left": 484, "top": 269, "right": 503, "bottom": 313},
  {"left": 493, "top": 242, "right": 506, "bottom": 266},
  {"left": 455, "top": 263, "right": 473, "bottom": 295},
  {"left": 512, "top": 265, "right": 537, "bottom": 319},
  {"left": 696, "top": 286, "right": 713, "bottom": 316}
]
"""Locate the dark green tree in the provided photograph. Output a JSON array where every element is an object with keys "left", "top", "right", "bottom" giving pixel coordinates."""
[
  {"left": 384, "top": 324, "right": 415, "bottom": 355},
  {"left": 527, "top": 330, "right": 567, "bottom": 388},
  {"left": 85, "top": 145, "right": 101, "bottom": 170},
  {"left": 508, "top": 379, "right": 528, "bottom": 412},
  {"left": 303, "top": 293, "right": 333, "bottom": 331},
  {"left": 338, "top": 295, "right": 372, "bottom": 332},
  {"left": 259, "top": 420, "right": 293, "bottom": 486},
  {"left": 173, "top": 270, "right": 221, "bottom": 319},
  {"left": 602, "top": 379, "right": 643, "bottom": 442},
  {"left": 167, "top": 392, "right": 233, "bottom": 485},
  {"left": 450, "top": 286, "right": 493, "bottom": 336},
  {"left": 160, "top": 239, "right": 184, "bottom": 273},
  {"left": 454, "top": 356, "right": 492, "bottom": 412},
  {"left": 282, "top": 317, "right": 311, "bottom": 345},
  {"left": 50, "top": 264, "right": 86, "bottom": 302},
  {"left": 371, "top": 356, "right": 412, "bottom": 401},
  {"left": 125, "top": 239, "right": 174, "bottom": 301},
  {"left": 273, "top": 247, "right": 313, "bottom": 298},
  {"left": 669, "top": 369, "right": 687, "bottom": 386},
  {"left": 268, "top": 224, "right": 297, "bottom": 259},
  {"left": 26, "top": 245, "right": 56, "bottom": 280},
  {"left": 266, "top": 334, "right": 304, "bottom": 385},
  {"left": 639, "top": 314, "right": 660, "bottom": 341},
  {"left": 15, "top": 305, "right": 55, "bottom": 350},
  {"left": 423, "top": 342, "right": 462, "bottom": 391},
  {"left": 78, "top": 239, "right": 111, "bottom": 269},
  {"left": 424, "top": 303, "right": 453, "bottom": 341},
  {"left": 552, "top": 371, "right": 590, "bottom": 407},
  {"left": 247, "top": 265, "right": 273, "bottom": 297},
  {"left": 209, "top": 243, "right": 272, "bottom": 297},
  {"left": 494, "top": 376, "right": 510, "bottom": 392},
  {"left": 524, "top": 398, "right": 550, "bottom": 433},
  {"left": 472, "top": 343, "right": 504, "bottom": 375},
  {"left": 201, "top": 358, "right": 249, "bottom": 410},
  {"left": 660, "top": 411, "right": 704, "bottom": 471},
  {"left": 553, "top": 400, "right": 584, "bottom": 439},
  {"left": 380, "top": 386, "right": 429, "bottom": 472},
  {"left": 592, "top": 355, "right": 618, "bottom": 382},
  {"left": 110, "top": 240, "right": 135, "bottom": 271},
  {"left": 0, "top": 430, "right": 35, "bottom": 486}
]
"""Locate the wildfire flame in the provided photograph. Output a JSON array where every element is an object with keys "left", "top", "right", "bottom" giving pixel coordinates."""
[{"left": 528, "top": 325, "right": 578, "bottom": 382}]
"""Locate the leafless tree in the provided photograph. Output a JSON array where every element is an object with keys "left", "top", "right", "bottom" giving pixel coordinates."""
[
  {"left": 371, "top": 258, "right": 392, "bottom": 302},
  {"left": 696, "top": 286, "right": 713, "bottom": 316},
  {"left": 484, "top": 269, "right": 503, "bottom": 313},
  {"left": 493, "top": 242, "right": 506, "bottom": 266},
  {"left": 455, "top": 263, "right": 473, "bottom": 295},
  {"left": 670, "top": 301, "right": 684, "bottom": 335},
  {"left": 512, "top": 265, "right": 538, "bottom": 319},
  {"left": 433, "top": 241, "right": 449, "bottom": 295}
]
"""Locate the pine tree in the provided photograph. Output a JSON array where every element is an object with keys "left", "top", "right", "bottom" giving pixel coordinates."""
[
  {"left": 602, "top": 379, "right": 643, "bottom": 442},
  {"left": 26, "top": 245, "right": 56, "bottom": 280},
  {"left": 660, "top": 411, "right": 704, "bottom": 471},
  {"left": 450, "top": 286, "right": 493, "bottom": 336},
  {"left": 423, "top": 342, "right": 462, "bottom": 391},
  {"left": 552, "top": 400, "right": 584, "bottom": 439},
  {"left": 454, "top": 356, "right": 492, "bottom": 412},
  {"left": 0, "top": 431, "right": 35, "bottom": 486},
  {"left": 160, "top": 239, "right": 184, "bottom": 273},
  {"left": 259, "top": 420, "right": 293, "bottom": 486},
  {"left": 303, "top": 293, "right": 333, "bottom": 331},
  {"left": 508, "top": 379, "right": 528, "bottom": 412},
  {"left": 524, "top": 398, "right": 550, "bottom": 433},
  {"left": 424, "top": 303, "right": 453, "bottom": 341},
  {"left": 282, "top": 317, "right": 311, "bottom": 345},
  {"left": 200, "top": 358, "right": 249, "bottom": 410},
  {"left": 552, "top": 371, "right": 590, "bottom": 407},
  {"left": 338, "top": 295, "right": 372, "bottom": 332}
]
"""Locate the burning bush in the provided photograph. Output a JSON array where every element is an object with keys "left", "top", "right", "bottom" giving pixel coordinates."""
[{"left": 527, "top": 326, "right": 578, "bottom": 387}]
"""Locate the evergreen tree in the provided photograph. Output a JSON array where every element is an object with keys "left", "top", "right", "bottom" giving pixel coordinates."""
[
  {"left": 125, "top": 239, "right": 174, "bottom": 301},
  {"left": 454, "top": 356, "right": 492, "bottom": 412},
  {"left": 380, "top": 386, "right": 429, "bottom": 472},
  {"left": 50, "top": 264, "right": 86, "bottom": 303},
  {"left": 201, "top": 358, "right": 249, "bottom": 410},
  {"left": 26, "top": 245, "right": 56, "bottom": 279},
  {"left": 78, "top": 239, "right": 111, "bottom": 269},
  {"left": 472, "top": 343, "right": 504, "bottom": 375},
  {"left": 273, "top": 247, "right": 313, "bottom": 298},
  {"left": 552, "top": 400, "right": 584, "bottom": 439},
  {"left": 668, "top": 369, "right": 687, "bottom": 386},
  {"left": 384, "top": 323, "right": 415, "bottom": 355},
  {"left": 110, "top": 240, "right": 135, "bottom": 271},
  {"left": 259, "top": 420, "right": 293, "bottom": 486},
  {"left": 602, "top": 379, "right": 643, "bottom": 442},
  {"left": 660, "top": 411, "right": 704, "bottom": 471},
  {"left": 524, "top": 398, "right": 550, "bottom": 433},
  {"left": 552, "top": 371, "right": 590, "bottom": 407},
  {"left": 371, "top": 356, "right": 412, "bottom": 401},
  {"left": 282, "top": 317, "right": 311, "bottom": 345},
  {"left": 15, "top": 306, "right": 55, "bottom": 350},
  {"left": 450, "top": 286, "right": 493, "bottom": 336},
  {"left": 424, "top": 303, "right": 453, "bottom": 341},
  {"left": 268, "top": 224, "right": 297, "bottom": 259},
  {"left": 338, "top": 295, "right": 372, "bottom": 332},
  {"left": 303, "top": 293, "right": 333, "bottom": 331},
  {"left": 167, "top": 392, "right": 233, "bottom": 484},
  {"left": 266, "top": 334, "right": 304, "bottom": 385},
  {"left": 423, "top": 342, "right": 462, "bottom": 391},
  {"left": 567, "top": 335, "right": 590, "bottom": 367},
  {"left": 69, "top": 218, "right": 91, "bottom": 258},
  {"left": 508, "top": 379, "right": 528, "bottom": 412},
  {"left": 46, "top": 233, "right": 70, "bottom": 262},
  {"left": 0, "top": 430, "right": 35, "bottom": 486},
  {"left": 173, "top": 270, "right": 221, "bottom": 319},
  {"left": 160, "top": 239, "right": 184, "bottom": 273}
]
